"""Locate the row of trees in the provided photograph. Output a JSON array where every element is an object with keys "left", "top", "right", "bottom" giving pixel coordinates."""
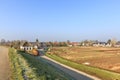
[
  {"left": 0, "top": 38, "right": 118, "bottom": 48},
  {"left": 0, "top": 39, "right": 70, "bottom": 48},
  {"left": 0, "top": 39, "right": 29, "bottom": 49},
  {"left": 46, "top": 41, "right": 68, "bottom": 47}
]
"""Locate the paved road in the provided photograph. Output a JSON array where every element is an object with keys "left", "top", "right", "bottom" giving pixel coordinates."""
[
  {"left": 0, "top": 46, "right": 10, "bottom": 80},
  {"left": 41, "top": 56, "right": 101, "bottom": 80}
]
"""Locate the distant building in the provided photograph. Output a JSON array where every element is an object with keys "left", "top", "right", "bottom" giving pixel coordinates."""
[
  {"left": 71, "top": 42, "right": 80, "bottom": 46},
  {"left": 114, "top": 41, "right": 120, "bottom": 47},
  {"left": 20, "top": 42, "right": 37, "bottom": 51},
  {"left": 20, "top": 46, "right": 33, "bottom": 51},
  {"left": 105, "top": 43, "right": 112, "bottom": 47},
  {"left": 20, "top": 41, "right": 47, "bottom": 51},
  {"left": 68, "top": 45, "right": 73, "bottom": 47},
  {"left": 93, "top": 42, "right": 112, "bottom": 47}
]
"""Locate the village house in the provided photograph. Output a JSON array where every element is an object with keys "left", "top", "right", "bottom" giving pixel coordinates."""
[
  {"left": 20, "top": 42, "right": 39, "bottom": 51},
  {"left": 20, "top": 41, "right": 47, "bottom": 51},
  {"left": 114, "top": 41, "right": 120, "bottom": 47},
  {"left": 67, "top": 42, "right": 80, "bottom": 47},
  {"left": 81, "top": 42, "right": 91, "bottom": 47},
  {"left": 20, "top": 45, "right": 38, "bottom": 51},
  {"left": 93, "top": 42, "right": 112, "bottom": 47},
  {"left": 20, "top": 46, "right": 33, "bottom": 51}
]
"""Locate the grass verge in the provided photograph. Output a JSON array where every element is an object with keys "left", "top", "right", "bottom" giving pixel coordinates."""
[
  {"left": 9, "top": 48, "right": 74, "bottom": 80},
  {"left": 9, "top": 48, "right": 24, "bottom": 80},
  {"left": 46, "top": 54, "right": 120, "bottom": 80}
]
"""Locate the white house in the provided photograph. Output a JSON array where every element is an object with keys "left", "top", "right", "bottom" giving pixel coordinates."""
[
  {"left": 93, "top": 42, "right": 112, "bottom": 47},
  {"left": 20, "top": 46, "right": 33, "bottom": 51},
  {"left": 114, "top": 42, "right": 120, "bottom": 47}
]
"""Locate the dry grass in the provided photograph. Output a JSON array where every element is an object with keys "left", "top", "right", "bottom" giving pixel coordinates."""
[{"left": 49, "top": 47, "right": 120, "bottom": 73}]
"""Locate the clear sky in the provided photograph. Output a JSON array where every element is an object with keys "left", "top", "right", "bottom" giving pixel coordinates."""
[{"left": 0, "top": 0, "right": 120, "bottom": 42}]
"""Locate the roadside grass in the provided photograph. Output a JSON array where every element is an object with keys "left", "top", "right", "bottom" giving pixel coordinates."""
[
  {"left": 9, "top": 48, "right": 25, "bottom": 80},
  {"left": 9, "top": 48, "right": 75, "bottom": 80},
  {"left": 46, "top": 54, "right": 120, "bottom": 80},
  {"left": 18, "top": 50, "right": 75, "bottom": 80}
]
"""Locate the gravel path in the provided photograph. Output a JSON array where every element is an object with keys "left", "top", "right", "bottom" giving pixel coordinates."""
[
  {"left": 41, "top": 56, "right": 101, "bottom": 80},
  {"left": 0, "top": 46, "right": 10, "bottom": 80}
]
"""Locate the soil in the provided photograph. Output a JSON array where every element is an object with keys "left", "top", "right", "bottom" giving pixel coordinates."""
[{"left": 0, "top": 46, "right": 10, "bottom": 80}]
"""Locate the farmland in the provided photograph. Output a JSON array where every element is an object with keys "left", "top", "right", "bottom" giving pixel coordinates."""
[
  {"left": 46, "top": 47, "right": 120, "bottom": 80},
  {"left": 47, "top": 47, "right": 120, "bottom": 73}
]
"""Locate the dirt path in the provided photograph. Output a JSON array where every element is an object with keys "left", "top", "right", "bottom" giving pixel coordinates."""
[
  {"left": 0, "top": 46, "right": 10, "bottom": 80},
  {"left": 41, "top": 56, "right": 101, "bottom": 80}
]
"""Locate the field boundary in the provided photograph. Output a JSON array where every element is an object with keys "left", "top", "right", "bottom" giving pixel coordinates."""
[
  {"left": 46, "top": 54, "right": 120, "bottom": 80},
  {"left": 41, "top": 55, "right": 100, "bottom": 80}
]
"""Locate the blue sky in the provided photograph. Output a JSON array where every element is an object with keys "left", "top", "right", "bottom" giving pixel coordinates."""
[{"left": 0, "top": 0, "right": 120, "bottom": 41}]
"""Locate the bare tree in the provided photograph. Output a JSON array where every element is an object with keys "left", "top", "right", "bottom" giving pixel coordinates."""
[
  {"left": 107, "top": 39, "right": 117, "bottom": 47},
  {"left": 36, "top": 38, "right": 41, "bottom": 48},
  {"left": 0, "top": 39, "right": 6, "bottom": 45}
]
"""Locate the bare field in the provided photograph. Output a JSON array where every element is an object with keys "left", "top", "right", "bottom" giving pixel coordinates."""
[{"left": 49, "top": 47, "right": 120, "bottom": 73}]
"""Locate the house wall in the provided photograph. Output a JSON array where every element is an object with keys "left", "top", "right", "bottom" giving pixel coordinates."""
[{"left": 20, "top": 46, "right": 33, "bottom": 51}]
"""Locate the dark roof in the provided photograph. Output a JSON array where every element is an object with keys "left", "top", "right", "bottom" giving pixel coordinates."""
[{"left": 93, "top": 42, "right": 107, "bottom": 44}]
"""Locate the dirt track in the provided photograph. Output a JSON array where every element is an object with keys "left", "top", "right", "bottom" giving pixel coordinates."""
[{"left": 0, "top": 46, "right": 10, "bottom": 80}]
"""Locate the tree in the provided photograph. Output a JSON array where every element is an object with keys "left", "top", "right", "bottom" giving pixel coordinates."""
[
  {"left": 67, "top": 40, "right": 70, "bottom": 45},
  {"left": 83, "top": 40, "right": 90, "bottom": 46},
  {"left": 23, "top": 41, "right": 29, "bottom": 47},
  {"left": 11, "top": 40, "right": 21, "bottom": 49},
  {"left": 36, "top": 38, "right": 41, "bottom": 48},
  {"left": 53, "top": 41, "right": 58, "bottom": 47},
  {"left": 107, "top": 39, "right": 117, "bottom": 47},
  {"left": 46, "top": 42, "right": 51, "bottom": 47},
  {"left": 49, "top": 42, "right": 54, "bottom": 47},
  {"left": 59, "top": 42, "right": 62, "bottom": 46},
  {"left": 107, "top": 39, "right": 111, "bottom": 44},
  {"left": 63, "top": 42, "right": 68, "bottom": 46},
  {"left": 0, "top": 39, "right": 6, "bottom": 45},
  {"left": 36, "top": 38, "right": 39, "bottom": 43},
  {"left": 5, "top": 40, "right": 11, "bottom": 46}
]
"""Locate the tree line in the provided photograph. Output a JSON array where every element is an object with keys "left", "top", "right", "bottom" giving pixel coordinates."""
[{"left": 0, "top": 38, "right": 119, "bottom": 48}]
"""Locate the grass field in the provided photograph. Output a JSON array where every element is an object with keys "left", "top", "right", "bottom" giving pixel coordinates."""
[{"left": 47, "top": 47, "right": 120, "bottom": 73}]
